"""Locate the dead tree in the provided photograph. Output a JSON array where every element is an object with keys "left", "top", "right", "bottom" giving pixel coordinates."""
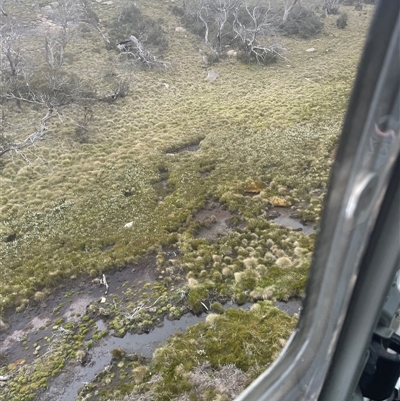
[
  {"left": 81, "top": 0, "right": 109, "bottom": 44},
  {"left": 282, "top": 0, "right": 300, "bottom": 23},
  {"left": 117, "top": 35, "right": 168, "bottom": 68},
  {"left": 324, "top": 0, "right": 340, "bottom": 14},
  {"left": 182, "top": 0, "right": 239, "bottom": 53},
  {"left": 214, "top": 0, "right": 238, "bottom": 52},
  {"left": 0, "top": 22, "right": 23, "bottom": 79},
  {"left": 44, "top": 33, "right": 69, "bottom": 69},
  {"left": 1, "top": 68, "right": 97, "bottom": 157},
  {"left": 233, "top": 3, "right": 286, "bottom": 64},
  {"left": 43, "top": 0, "right": 83, "bottom": 67},
  {"left": 0, "top": 22, "right": 26, "bottom": 109},
  {"left": 0, "top": 108, "right": 55, "bottom": 158}
]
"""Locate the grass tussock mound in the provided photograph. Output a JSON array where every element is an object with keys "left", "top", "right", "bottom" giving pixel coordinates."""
[{"left": 0, "top": 1, "right": 373, "bottom": 399}]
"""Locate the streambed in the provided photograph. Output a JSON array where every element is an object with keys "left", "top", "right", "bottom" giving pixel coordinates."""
[
  {"left": 36, "top": 299, "right": 300, "bottom": 401},
  {"left": 0, "top": 205, "right": 308, "bottom": 401},
  {"left": 36, "top": 314, "right": 206, "bottom": 401}
]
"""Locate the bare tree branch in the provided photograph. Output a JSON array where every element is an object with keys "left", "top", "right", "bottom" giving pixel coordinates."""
[
  {"left": 81, "top": 0, "right": 110, "bottom": 44},
  {"left": 0, "top": 22, "right": 24, "bottom": 78},
  {"left": 324, "top": 0, "right": 340, "bottom": 14},
  {"left": 117, "top": 35, "right": 168, "bottom": 68},
  {"left": 0, "top": 108, "right": 55, "bottom": 157},
  {"left": 41, "top": 0, "right": 84, "bottom": 68},
  {"left": 0, "top": 3, "right": 7, "bottom": 17},
  {"left": 282, "top": 0, "right": 300, "bottom": 23},
  {"left": 183, "top": 0, "right": 239, "bottom": 53},
  {"left": 233, "top": 3, "right": 286, "bottom": 64}
]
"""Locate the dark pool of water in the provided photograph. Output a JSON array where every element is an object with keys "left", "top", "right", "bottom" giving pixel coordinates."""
[
  {"left": 37, "top": 303, "right": 255, "bottom": 401},
  {"left": 270, "top": 208, "right": 316, "bottom": 235},
  {"left": 37, "top": 313, "right": 206, "bottom": 401}
]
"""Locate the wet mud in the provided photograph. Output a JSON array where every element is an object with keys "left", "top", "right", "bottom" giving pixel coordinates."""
[
  {"left": 37, "top": 302, "right": 255, "bottom": 401},
  {"left": 275, "top": 299, "right": 303, "bottom": 316},
  {"left": 267, "top": 207, "right": 316, "bottom": 235},
  {"left": 0, "top": 256, "right": 156, "bottom": 367},
  {"left": 194, "top": 201, "right": 235, "bottom": 241},
  {"left": 0, "top": 206, "right": 308, "bottom": 401},
  {"left": 36, "top": 314, "right": 206, "bottom": 401}
]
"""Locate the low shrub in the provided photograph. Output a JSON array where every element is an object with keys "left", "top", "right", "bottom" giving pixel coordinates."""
[
  {"left": 107, "top": 4, "right": 168, "bottom": 56},
  {"left": 336, "top": 13, "right": 348, "bottom": 29},
  {"left": 205, "top": 51, "right": 225, "bottom": 65},
  {"left": 283, "top": 6, "right": 324, "bottom": 39}
]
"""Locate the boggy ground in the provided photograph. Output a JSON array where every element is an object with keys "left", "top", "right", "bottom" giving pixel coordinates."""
[
  {"left": 0, "top": 197, "right": 313, "bottom": 400},
  {"left": 0, "top": 236, "right": 302, "bottom": 401},
  {"left": 0, "top": 1, "right": 372, "bottom": 400}
]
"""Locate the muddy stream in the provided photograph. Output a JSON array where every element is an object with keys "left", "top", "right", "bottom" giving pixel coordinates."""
[
  {"left": 36, "top": 315, "right": 207, "bottom": 401},
  {"left": 0, "top": 203, "right": 308, "bottom": 401},
  {"left": 37, "top": 299, "right": 301, "bottom": 401}
]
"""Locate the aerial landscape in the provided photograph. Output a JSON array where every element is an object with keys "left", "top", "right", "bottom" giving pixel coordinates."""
[{"left": 0, "top": 0, "right": 373, "bottom": 400}]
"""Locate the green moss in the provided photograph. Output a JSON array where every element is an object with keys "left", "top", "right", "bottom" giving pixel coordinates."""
[
  {"left": 187, "top": 286, "right": 208, "bottom": 313},
  {"left": 151, "top": 302, "right": 295, "bottom": 398},
  {"left": 210, "top": 302, "right": 224, "bottom": 314}
]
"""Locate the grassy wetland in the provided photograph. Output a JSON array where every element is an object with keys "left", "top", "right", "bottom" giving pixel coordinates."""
[{"left": 0, "top": 0, "right": 372, "bottom": 400}]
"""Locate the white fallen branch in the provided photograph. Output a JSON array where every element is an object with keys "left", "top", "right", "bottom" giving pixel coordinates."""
[
  {"left": 116, "top": 35, "right": 168, "bottom": 69},
  {"left": 125, "top": 296, "right": 164, "bottom": 320},
  {"left": 100, "top": 274, "right": 109, "bottom": 294},
  {"left": 51, "top": 326, "right": 72, "bottom": 339}
]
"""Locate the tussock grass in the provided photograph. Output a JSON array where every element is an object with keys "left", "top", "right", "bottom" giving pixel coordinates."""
[
  {"left": 0, "top": 1, "right": 372, "bottom": 398},
  {"left": 149, "top": 301, "right": 296, "bottom": 399}
]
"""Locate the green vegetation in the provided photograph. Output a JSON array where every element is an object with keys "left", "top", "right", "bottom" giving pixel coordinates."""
[
  {"left": 150, "top": 302, "right": 295, "bottom": 400},
  {"left": 283, "top": 6, "right": 324, "bottom": 38},
  {"left": 0, "top": 0, "right": 370, "bottom": 310},
  {"left": 0, "top": 0, "right": 372, "bottom": 400},
  {"left": 75, "top": 301, "right": 296, "bottom": 401},
  {"left": 337, "top": 12, "right": 349, "bottom": 29}
]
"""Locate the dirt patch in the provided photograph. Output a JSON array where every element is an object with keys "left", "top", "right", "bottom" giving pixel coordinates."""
[
  {"left": 194, "top": 201, "right": 235, "bottom": 241},
  {"left": 0, "top": 280, "right": 103, "bottom": 364},
  {"left": 63, "top": 295, "right": 96, "bottom": 323}
]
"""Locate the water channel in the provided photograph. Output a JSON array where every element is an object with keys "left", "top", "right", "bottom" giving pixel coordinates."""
[
  {"left": 1, "top": 205, "right": 310, "bottom": 401},
  {"left": 37, "top": 314, "right": 207, "bottom": 401}
]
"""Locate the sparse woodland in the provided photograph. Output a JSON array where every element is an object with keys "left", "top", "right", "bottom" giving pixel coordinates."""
[
  {"left": 0, "top": 0, "right": 336, "bottom": 157},
  {"left": 0, "top": 0, "right": 373, "bottom": 400}
]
